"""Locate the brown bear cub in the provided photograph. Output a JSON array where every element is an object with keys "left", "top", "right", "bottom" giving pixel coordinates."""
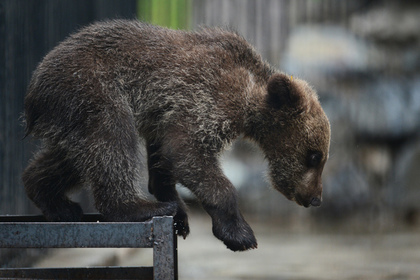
[{"left": 23, "top": 20, "right": 330, "bottom": 251}]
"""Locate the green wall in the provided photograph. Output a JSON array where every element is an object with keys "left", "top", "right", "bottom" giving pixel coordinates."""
[{"left": 138, "top": 0, "right": 191, "bottom": 29}]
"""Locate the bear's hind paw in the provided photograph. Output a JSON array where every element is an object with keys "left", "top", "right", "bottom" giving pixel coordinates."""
[
  {"left": 42, "top": 200, "right": 84, "bottom": 222},
  {"left": 174, "top": 210, "right": 190, "bottom": 239}
]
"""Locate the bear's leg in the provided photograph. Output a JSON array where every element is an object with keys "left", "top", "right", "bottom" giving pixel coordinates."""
[
  {"left": 147, "top": 140, "right": 190, "bottom": 238},
  {"left": 83, "top": 123, "right": 177, "bottom": 222},
  {"left": 190, "top": 169, "right": 257, "bottom": 251},
  {"left": 161, "top": 136, "right": 257, "bottom": 251},
  {"left": 22, "top": 147, "right": 84, "bottom": 222}
]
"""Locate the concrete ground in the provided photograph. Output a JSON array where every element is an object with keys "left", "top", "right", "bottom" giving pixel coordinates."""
[{"left": 34, "top": 212, "right": 420, "bottom": 280}]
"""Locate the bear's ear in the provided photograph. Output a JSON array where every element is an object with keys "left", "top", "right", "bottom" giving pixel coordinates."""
[{"left": 266, "top": 73, "right": 305, "bottom": 111}]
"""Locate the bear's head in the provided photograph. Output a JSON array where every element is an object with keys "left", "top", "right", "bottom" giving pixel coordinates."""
[{"left": 253, "top": 73, "right": 330, "bottom": 208}]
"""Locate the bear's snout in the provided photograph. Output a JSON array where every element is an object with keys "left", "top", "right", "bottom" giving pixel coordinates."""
[
  {"left": 310, "top": 197, "right": 322, "bottom": 207},
  {"left": 295, "top": 170, "right": 323, "bottom": 207},
  {"left": 293, "top": 183, "right": 323, "bottom": 207}
]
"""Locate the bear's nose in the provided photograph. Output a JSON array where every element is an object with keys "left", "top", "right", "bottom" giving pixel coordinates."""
[{"left": 310, "top": 197, "right": 322, "bottom": 207}]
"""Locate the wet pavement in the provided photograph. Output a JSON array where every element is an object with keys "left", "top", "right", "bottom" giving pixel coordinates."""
[{"left": 34, "top": 212, "right": 420, "bottom": 280}]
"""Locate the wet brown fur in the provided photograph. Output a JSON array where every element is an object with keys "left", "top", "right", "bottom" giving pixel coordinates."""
[{"left": 22, "top": 20, "right": 330, "bottom": 251}]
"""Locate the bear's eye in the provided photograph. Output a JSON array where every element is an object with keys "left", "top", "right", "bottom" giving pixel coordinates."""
[{"left": 307, "top": 151, "right": 323, "bottom": 168}]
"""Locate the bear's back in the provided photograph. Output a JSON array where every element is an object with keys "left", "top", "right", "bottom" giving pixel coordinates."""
[{"left": 24, "top": 20, "right": 271, "bottom": 143}]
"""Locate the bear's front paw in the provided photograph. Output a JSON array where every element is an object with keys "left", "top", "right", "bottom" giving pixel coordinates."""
[{"left": 212, "top": 217, "right": 257, "bottom": 251}]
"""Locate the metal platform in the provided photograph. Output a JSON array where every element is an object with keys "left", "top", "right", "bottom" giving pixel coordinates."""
[{"left": 0, "top": 215, "right": 177, "bottom": 279}]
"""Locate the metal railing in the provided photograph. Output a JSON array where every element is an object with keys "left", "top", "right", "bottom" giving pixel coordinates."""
[{"left": 0, "top": 215, "right": 177, "bottom": 280}]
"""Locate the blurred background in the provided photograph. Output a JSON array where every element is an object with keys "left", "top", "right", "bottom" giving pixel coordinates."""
[{"left": 1, "top": 0, "right": 420, "bottom": 278}]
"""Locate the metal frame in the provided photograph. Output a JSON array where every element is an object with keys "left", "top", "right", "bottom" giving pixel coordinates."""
[{"left": 0, "top": 215, "right": 177, "bottom": 280}]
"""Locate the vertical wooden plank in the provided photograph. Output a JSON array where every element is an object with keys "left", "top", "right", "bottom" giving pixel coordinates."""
[
  {"left": 94, "top": 0, "right": 137, "bottom": 20},
  {"left": 1, "top": 0, "right": 40, "bottom": 215},
  {"left": 267, "top": 0, "right": 280, "bottom": 67},
  {"left": 205, "top": 0, "right": 216, "bottom": 26},
  {"left": 279, "top": 0, "right": 291, "bottom": 66},
  {"left": 246, "top": 0, "right": 257, "bottom": 46},
  {"left": 230, "top": 0, "right": 247, "bottom": 36},
  {"left": 191, "top": 0, "right": 204, "bottom": 27},
  {"left": 138, "top": 0, "right": 152, "bottom": 22}
]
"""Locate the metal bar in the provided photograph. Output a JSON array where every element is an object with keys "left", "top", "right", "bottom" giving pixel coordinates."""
[
  {"left": 0, "top": 266, "right": 153, "bottom": 279},
  {"left": 0, "top": 221, "right": 154, "bottom": 248},
  {"left": 152, "top": 216, "right": 177, "bottom": 280},
  {"left": 0, "top": 215, "right": 177, "bottom": 279}
]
